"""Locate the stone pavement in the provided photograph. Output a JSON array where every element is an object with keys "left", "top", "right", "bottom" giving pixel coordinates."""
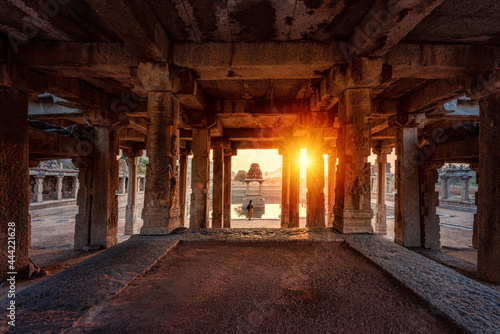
[{"left": 3, "top": 229, "right": 498, "bottom": 333}]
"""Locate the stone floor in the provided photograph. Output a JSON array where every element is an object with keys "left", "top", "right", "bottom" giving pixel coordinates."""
[{"left": 1, "top": 229, "right": 498, "bottom": 333}]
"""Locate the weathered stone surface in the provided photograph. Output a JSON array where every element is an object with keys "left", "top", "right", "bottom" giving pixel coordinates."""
[
  {"left": 178, "top": 153, "right": 188, "bottom": 227},
  {"left": 345, "top": 234, "right": 500, "bottom": 334},
  {"left": 74, "top": 167, "right": 92, "bottom": 249},
  {"left": 0, "top": 89, "right": 30, "bottom": 280},
  {"left": 280, "top": 151, "right": 290, "bottom": 228},
  {"left": 288, "top": 147, "right": 300, "bottom": 228},
  {"left": 419, "top": 169, "right": 441, "bottom": 250},
  {"left": 212, "top": 145, "right": 224, "bottom": 228},
  {"left": 223, "top": 149, "right": 235, "bottom": 228},
  {"left": 124, "top": 153, "right": 139, "bottom": 235},
  {"left": 327, "top": 148, "right": 337, "bottom": 228}
]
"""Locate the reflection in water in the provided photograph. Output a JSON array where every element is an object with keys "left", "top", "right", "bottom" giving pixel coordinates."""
[{"left": 231, "top": 204, "right": 306, "bottom": 219}]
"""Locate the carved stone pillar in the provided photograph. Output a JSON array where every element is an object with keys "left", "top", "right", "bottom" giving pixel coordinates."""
[
  {"left": 71, "top": 176, "right": 79, "bottom": 199},
  {"left": 334, "top": 89, "right": 373, "bottom": 233},
  {"left": 461, "top": 175, "right": 472, "bottom": 201},
  {"left": 55, "top": 174, "right": 64, "bottom": 201},
  {"left": 223, "top": 148, "right": 236, "bottom": 228},
  {"left": 0, "top": 89, "right": 30, "bottom": 280},
  {"left": 477, "top": 92, "right": 500, "bottom": 283},
  {"left": 471, "top": 164, "right": 479, "bottom": 249},
  {"left": 373, "top": 146, "right": 392, "bottom": 235},
  {"left": 178, "top": 149, "right": 190, "bottom": 228},
  {"left": 34, "top": 174, "right": 45, "bottom": 203},
  {"left": 141, "top": 92, "right": 181, "bottom": 235},
  {"left": 124, "top": 149, "right": 142, "bottom": 235},
  {"left": 440, "top": 176, "right": 450, "bottom": 199},
  {"left": 327, "top": 147, "right": 337, "bottom": 228},
  {"left": 119, "top": 177, "right": 126, "bottom": 195},
  {"left": 306, "top": 130, "right": 326, "bottom": 227},
  {"left": 419, "top": 167, "right": 442, "bottom": 249},
  {"left": 212, "top": 142, "right": 224, "bottom": 228},
  {"left": 279, "top": 148, "right": 290, "bottom": 228},
  {"left": 386, "top": 174, "right": 392, "bottom": 193},
  {"left": 190, "top": 128, "right": 211, "bottom": 228},
  {"left": 288, "top": 146, "right": 300, "bottom": 228},
  {"left": 393, "top": 113, "right": 426, "bottom": 247}
]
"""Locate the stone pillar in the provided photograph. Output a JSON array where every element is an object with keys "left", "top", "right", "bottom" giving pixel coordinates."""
[
  {"left": 386, "top": 174, "right": 392, "bottom": 193},
  {"left": 246, "top": 181, "right": 250, "bottom": 194},
  {"left": 461, "top": 175, "right": 471, "bottom": 202},
  {"left": 471, "top": 165, "right": 479, "bottom": 249},
  {"left": 90, "top": 126, "right": 119, "bottom": 248},
  {"left": 71, "top": 176, "right": 79, "bottom": 199},
  {"left": 34, "top": 174, "right": 45, "bottom": 203},
  {"left": 327, "top": 147, "right": 337, "bottom": 228},
  {"left": 178, "top": 150, "right": 189, "bottom": 228},
  {"left": 440, "top": 176, "right": 450, "bottom": 199},
  {"left": 141, "top": 92, "right": 181, "bottom": 235},
  {"left": 212, "top": 143, "right": 224, "bottom": 228},
  {"left": 0, "top": 89, "right": 30, "bottom": 280},
  {"left": 279, "top": 148, "right": 290, "bottom": 228},
  {"left": 373, "top": 147, "right": 392, "bottom": 235},
  {"left": 288, "top": 147, "right": 300, "bottom": 228},
  {"left": 74, "top": 165, "right": 92, "bottom": 249},
  {"left": 119, "top": 177, "right": 126, "bottom": 195},
  {"left": 190, "top": 128, "right": 211, "bottom": 228},
  {"left": 258, "top": 181, "right": 263, "bottom": 196},
  {"left": 477, "top": 93, "right": 500, "bottom": 283},
  {"left": 223, "top": 148, "right": 235, "bottom": 228},
  {"left": 124, "top": 150, "right": 142, "bottom": 235},
  {"left": 419, "top": 167, "right": 441, "bottom": 249},
  {"left": 394, "top": 125, "right": 422, "bottom": 247},
  {"left": 334, "top": 89, "right": 373, "bottom": 233},
  {"left": 55, "top": 174, "right": 64, "bottom": 201},
  {"left": 306, "top": 130, "right": 326, "bottom": 227}
]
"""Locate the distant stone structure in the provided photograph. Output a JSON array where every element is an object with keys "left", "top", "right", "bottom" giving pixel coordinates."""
[{"left": 243, "top": 163, "right": 265, "bottom": 216}]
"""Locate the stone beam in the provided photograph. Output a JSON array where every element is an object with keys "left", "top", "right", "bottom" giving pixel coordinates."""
[
  {"left": 420, "top": 137, "right": 478, "bottom": 164},
  {"left": 80, "top": 0, "right": 170, "bottom": 62},
  {"left": 346, "top": 0, "right": 444, "bottom": 58},
  {"left": 386, "top": 44, "right": 500, "bottom": 79},
  {"left": 222, "top": 127, "right": 293, "bottom": 140},
  {"left": 29, "top": 100, "right": 83, "bottom": 117},
  {"left": 117, "top": 128, "right": 146, "bottom": 142},
  {"left": 17, "top": 42, "right": 136, "bottom": 78},
  {"left": 403, "top": 80, "right": 466, "bottom": 114},
  {"left": 173, "top": 41, "right": 345, "bottom": 80},
  {"left": 29, "top": 128, "right": 93, "bottom": 159},
  {"left": 0, "top": 62, "right": 47, "bottom": 93},
  {"left": 215, "top": 99, "right": 310, "bottom": 115},
  {"left": 47, "top": 77, "right": 111, "bottom": 110},
  {"left": 230, "top": 141, "right": 283, "bottom": 150}
]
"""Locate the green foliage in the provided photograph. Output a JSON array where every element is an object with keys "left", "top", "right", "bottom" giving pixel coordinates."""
[
  {"left": 234, "top": 170, "right": 247, "bottom": 183},
  {"left": 138, "top": 157, "right": 149, "bottom": 174}
]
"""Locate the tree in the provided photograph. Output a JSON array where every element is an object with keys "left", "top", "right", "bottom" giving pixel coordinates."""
[{"left": 234, "top": 170, "right": 247, "bottom": 184}]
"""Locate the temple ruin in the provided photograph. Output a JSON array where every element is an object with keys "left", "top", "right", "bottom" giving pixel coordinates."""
[{"left": 0, "top": 0, "right": 499, "bottom": 331}]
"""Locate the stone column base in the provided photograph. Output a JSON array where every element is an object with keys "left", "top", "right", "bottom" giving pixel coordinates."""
[
  {"left": 140, "top": 209, "right": 180, "bottom": 235},
  {"left": 124, "top": 204, "right": 138, "bottom": 235},
  {"left": 333, "top": 209, "right": 373, "bottom": 233}
]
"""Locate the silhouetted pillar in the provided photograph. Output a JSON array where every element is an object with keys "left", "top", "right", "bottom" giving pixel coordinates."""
[
  {"left": 124, "top": 149, "right": 142, "bottom": 235},
  {"left": 373, "top": 146, "right": 392, "bottom": 235},
  {"left": 190, "top": 128, "right": 211, "bottom": 228},
  {"left": 223, "top": 148, "right": 235, "bottom": 228},
  {"left": 288, "top": 147, "right": 300, "bottom": 228},
  {"left": 334, "top": 89, "right": 373, "bottom": 233},
  {"left": 212, "top": 143, "right": 224, "bottom": 228},
  {"left": 306, "top": 130, "right": 325, "bottom": 227},
  {"left": 471, "top": 164, "right": 479, "bottom": 249},
  {"left": 478, "top": 92, "right": 500, "bottom": 283},
  {"left": 141, "top": 92, "right": 181, "bottom": 235},
  {"left": 327, "top": 147, "right": 337, "bottom": 228},
  {"left": 178, "top": 149, "right": 190, "bottom": 227},
  {"left": 0, "top": 89, "right": 30, "bottom": 280},
  {"left": 279, "top": 148, "right": 290, "bottom": 228}
]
